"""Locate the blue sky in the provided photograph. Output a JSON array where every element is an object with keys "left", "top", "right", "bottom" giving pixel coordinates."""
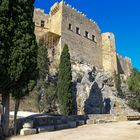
[{"left": 34, "top": 0, "right": 140, "bottom": 70}]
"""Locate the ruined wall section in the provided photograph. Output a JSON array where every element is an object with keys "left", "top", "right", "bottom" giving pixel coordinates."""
[
  {"left": 33, "top": 8, "right": 49, "bottom": 41},
  {"left": 61, "top": 2, "right": 103, "bottom": 68},
  {"left": 34, "top": 2, "right": 63, "bottom": 38},
  {"left": 34, "top": 3, "right": 63, "bottom": 74},
  {"left": 117, "top": 55, "right": 132, "bottom": 76},
  {"left": 34, "top": 9, "right": 49, "bottom": 27},
  {"left": 48, "top": 2, "right": 63, "bottom": 35},
  {"left": 102, "top": 32, "right": 118, "bottom": 74}
]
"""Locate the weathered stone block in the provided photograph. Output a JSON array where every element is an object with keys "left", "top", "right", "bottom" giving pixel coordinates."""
[
  {"left": 68, "top": 121, "right": 77, "bottom": 128},
  {"left": 20, "top": 128, "right": 36, "bottom": 136},
  {"left": 77, "top": 120, "right": 85, "bottom": 126},
  {"left": 37, "top": 125, "right": 55, "bottom": 133},
  {"left": 23, "top": 121, "right": 34, "bottom": 128},
  {"left": 55, "top": 123, "right": 69, "bottom": 130},
  {"left": 86, "top": 119, "right": 95, "bottom": 125},
  {"left": 96, "top": 119, "right": 106, "bottom": 124}
]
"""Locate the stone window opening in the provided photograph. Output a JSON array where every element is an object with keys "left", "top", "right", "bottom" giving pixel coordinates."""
[
  {"left": 92, "top": 35, "right": 96, "bottom": 42},
  {"left": 85, "top": 31, "right": 89, "bottom": 38},
  {"left": 68, "top": 24, "right": 72, "bottom": 30},
  {"left": 41, "top": 20, "right": 45, "bottom": 27},
  {"left": 76, "top": 27, "right": 80, "bottom": 35}
]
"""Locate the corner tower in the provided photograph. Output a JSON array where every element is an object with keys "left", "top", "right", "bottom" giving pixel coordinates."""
[{"left": 102, "top": 32, "right": 118, "bottom": 73}]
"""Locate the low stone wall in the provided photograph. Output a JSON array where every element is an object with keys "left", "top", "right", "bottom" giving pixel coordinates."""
[
  {"left": 9, "top": 114, "right": 87, "bottom": 134},
  {"left": 86, "top": 114, "right": 128, "bottom": 125},
  {"left": 87, "top": 114, "right": 128, "bottom": 122},
  {"left": 9, "top": 114, "right": 139, "bottom": 136}
]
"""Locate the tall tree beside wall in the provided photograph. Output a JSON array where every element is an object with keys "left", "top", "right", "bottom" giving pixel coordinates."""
[
  {"left": 113, "top": 71, "right": 123, "bottom": 97},
  {"left": 127, "top": 68, "right": 140, "bottom": 112},
  {"left": 57, "top": 44, "right": 73, "bottom": 115},
  {"left": 9, "top": 0, "right": 38, "bottom": 135},
  {"left": 35, "top": 38, "right": 49, "bottom": 113},
  {"left": 37, "top": 38, "right": 49, "bottom": 82},
  {"left": 0, "top": 0, "right": 14, "bottom": 136},
  {"left": 0, "top": 0, "right": 38, "bottom": 135}
]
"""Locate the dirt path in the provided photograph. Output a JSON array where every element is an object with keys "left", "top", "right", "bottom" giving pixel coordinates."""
[{"left": 9, "top": 121, "right": 140, "bottom": 140}]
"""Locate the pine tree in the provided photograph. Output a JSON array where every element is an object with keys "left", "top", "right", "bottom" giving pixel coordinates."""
[{"left": 57, "top": 44, "right": 73, "bottom": 115}]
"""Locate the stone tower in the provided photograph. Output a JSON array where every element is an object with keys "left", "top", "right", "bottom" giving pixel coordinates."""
[{"left": 102, "top": 32, "right": 118, "bottom": 73}]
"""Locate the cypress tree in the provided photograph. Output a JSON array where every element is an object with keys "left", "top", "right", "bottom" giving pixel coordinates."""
[
  {"left": 114, "top": 71, "right": 122, "bottom": 97},
  {"left": 127, "top": 69, "right": 140, "bottom": 112},
  {"left": 36, "top": 38, "right": 49, "bottom": 112},
  {"left": 9, "top": 0, "right": 38, "bottom": 135},
  {"left": 37, "top": 38, "right": 49, "bottom": 81},
  {"left": 9, "top": 0, "right": 37, "bottom": 90},
  {"left": 57, "top": 44, "right": 73, "bottom": 115},
  {"left": 0, "top": 0, "right": 13, "bottom": 136},
  {"left": 0, "top": 0, "right": 38, "bottom": 135}
]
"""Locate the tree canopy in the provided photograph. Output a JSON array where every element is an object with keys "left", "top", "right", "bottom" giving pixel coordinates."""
[{"left": 0, "top": 0, "right": 13, "bottom": 93}]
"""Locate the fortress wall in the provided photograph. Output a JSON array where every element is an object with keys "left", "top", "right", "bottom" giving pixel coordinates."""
[
  {"left": 33, "top": 2, "right": 132, "bottom": 76},
  {"left": 33, "top": 9, "right": 50, "bottom": 40},
  {"left": 34, "top": 8, "right": 49, "bottom": 27},
  {"left": 33, "top": 5, "right": 63, "bottom": 73},
  {"left": 117, "top": 55, "right": 132, "bottom": 76},
  {"left": 61, "top": 3, "right": 103, "bottom": 68},
  {"left": 102, "top": 33, "right": 118, "bottom": 73},
  {"left": 48, "top": 2, "right": 63, "bottom": 35},
  {"left": 34, "top": 2, "right": 63, "bottom": 39}
]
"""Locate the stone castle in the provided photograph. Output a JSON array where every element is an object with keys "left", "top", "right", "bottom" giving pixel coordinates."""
[{"left": 33, "top": 1, "right": 132, "bottom": 76}]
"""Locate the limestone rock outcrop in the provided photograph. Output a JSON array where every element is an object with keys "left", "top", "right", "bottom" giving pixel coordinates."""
[{"left": 71, "top": 61, "right": 137, "bottom": 115}]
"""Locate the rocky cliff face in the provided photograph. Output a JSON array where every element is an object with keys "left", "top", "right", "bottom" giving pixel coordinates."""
[{"left": 71, "top": 61, "right": 137, "bottom": 115}]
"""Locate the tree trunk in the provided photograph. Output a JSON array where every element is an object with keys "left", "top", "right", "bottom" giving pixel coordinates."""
[
  {"left": 2, "top": 93, "right": 9, "bottom": 137},
  {"left": 14, "top": 98, "right": 20, "bottom": 135}
]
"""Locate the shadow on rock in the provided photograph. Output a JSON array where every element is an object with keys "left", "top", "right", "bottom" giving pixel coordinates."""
[
  {"left": 84, "top": 82, "right": 103, "bottom": 114},
  {"left": 72, "top": 81, "right": 78, "bottom": 115},
  {"left": 103, "top": 98, "right": 111, "bottom": 114}
]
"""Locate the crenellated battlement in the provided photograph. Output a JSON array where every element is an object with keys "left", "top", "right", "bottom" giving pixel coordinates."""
[{"left": 62, "top": 1, "right": 100, "bottom": 32}]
